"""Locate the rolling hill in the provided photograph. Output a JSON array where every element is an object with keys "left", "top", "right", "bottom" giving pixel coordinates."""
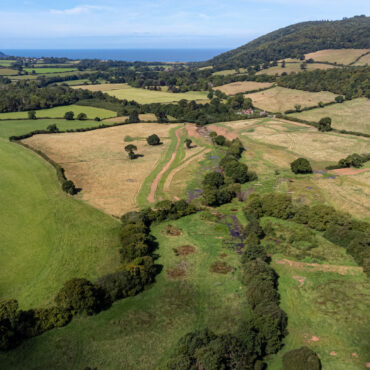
[{"left": 208, "top": 16, "right": 370, "bottom": 69}]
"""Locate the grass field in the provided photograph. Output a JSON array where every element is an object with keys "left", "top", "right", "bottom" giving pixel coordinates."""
[
  {"left": 289, "top": 98, "right": 370, "bottom": 134},
  {"left": 215, "top": 81, "right": 274, "bottom": 95},
  {"left": 0, "top": 104, "right": 116, "bottom": 120},
  {"left": 305, "top": 49, "right": 370, "bottom": 65},
  {"left": 0, "top": 60, "right": 14, "bottom": 67},
  {"left": 0, "top": 200, "right": 369, "bottom": 369},
  {"left": 245, "top": 86, "right": 337, "bottom": 112},
  {"left": 23, "top": 67, "right": 78, "bottom": 74},
  {"left": 74, "top": 83, "right": 209, "bottom": 104},
  {"left": 0, "top": 120, "right": 121, "bottom": 309},
  {"left": 0, "top": 205, "right": 252, "bottom": 369},
  {"left": 23, "top": 123, "right": 179, "bottom": 216}
]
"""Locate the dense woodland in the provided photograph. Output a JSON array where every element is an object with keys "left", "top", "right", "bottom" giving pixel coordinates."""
[
  {"left": 278, "top": 66, "right": 370, "bottom": 98},
  {"left": 207, "top": 16, "right": 370, "bottom": 69}
]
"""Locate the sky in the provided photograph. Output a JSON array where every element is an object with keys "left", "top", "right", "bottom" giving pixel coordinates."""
[{"left": 0, "top": 0, "right": 369, "bottom": 49}]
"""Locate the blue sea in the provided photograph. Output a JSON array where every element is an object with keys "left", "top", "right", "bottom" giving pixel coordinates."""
[{"left": 2, "top": 49, "right": 228, "bottom": 62}]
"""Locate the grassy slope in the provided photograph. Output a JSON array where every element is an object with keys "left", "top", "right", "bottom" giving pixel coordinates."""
[
  {"left": 0, "top": 207, "right": 250, "bottom": 369},
  {"left": 0, "top": 105, "right": 116, "bottom": 120},
  {"left": 289, "top": 98, "right": 370, "bottom": 134},
  {"left": 0, "top": 120, "right": 121, "bottom": 309}
]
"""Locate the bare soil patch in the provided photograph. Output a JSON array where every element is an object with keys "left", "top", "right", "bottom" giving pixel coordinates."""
[
  {"left": 209, "top": 261, "right": 233, "bottom": 274},
  {"left": 207, "top": 125, "right": 239, "bottom": 141},
  {"left": 330, "top": 168, "right": 370, "bottom": 176},
  {"left": 166, "top": 261, "right": 187, "bottom": 279},
  {"left": 23, "top": 124, "right": 175, "bottom": 216},
  {"left": 174, "top": 245, "right": 196, "bottom": 256},
  {"left": 165, "top": 225, "right": 183, "bottom": 236}
]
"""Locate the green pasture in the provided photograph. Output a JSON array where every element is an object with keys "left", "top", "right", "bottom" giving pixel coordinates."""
[
  {"left": 106, "top": 84, "right": 209, "bottom": 104},
  {"left": 23, "top": 67, "right": 78, "bottom": 74},
  {"left": 0, "top": 206, "right": 250, "bottom": 369},
  {"left": 0, "top": 119, "right": 122, "bottom": 309},
  {"left": 0, "top": 104, "right": 116, "bottom": 120},
  {"left": 0, "top": 60, "right": 15, "bottom": 67}
]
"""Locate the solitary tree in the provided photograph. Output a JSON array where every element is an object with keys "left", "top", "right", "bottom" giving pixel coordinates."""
[
  {"left": 125, "top": 144, "right": 137, "bottom": 160},
  {"left": 28, "top": 110, "right": 36, "bottom": 120},
  {"left": 64, "top": 111, "right": 74, "bottom": 120},
  {"left": 47, "top": 124, "right": 59, "bottom": 133},
  {"left": 318, "top": 117, "right": 332, "bottom": 132},
  {"left": 184, "top": 138, "right": 192, "bottom": 149},
  {"left": 294, "top": 104, "right": 302, "bottom": 112},
  {"left": 147, "top": 134, "right": 161, "bottom": 146},
  {"left": 77, "top": 113, "right": 87, "bottom": 120},
  {"left": 290, "top": 158, "right": 313, "bottom": 174},
  {"left": 282, "top": 347, "right": 321, "bottom": 370}
]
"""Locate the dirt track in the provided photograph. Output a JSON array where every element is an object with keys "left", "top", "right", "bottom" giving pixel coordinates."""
[{"left": 147, "top": 128, "right": 182, "bottom": 203}]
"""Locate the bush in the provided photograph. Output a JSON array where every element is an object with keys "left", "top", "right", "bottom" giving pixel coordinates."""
[
  {"left": 335, "top": 95, "right": 344, "bottom": 103},
  {"left": 94, "top": 116, "right": 101, "bottom": 121},
  {"left": 282, "top": 347, "right": 321, "bottom": 370},
  {"left": 146, "top": 134, "right": 161, "bottom": 145},
  {"left": 62, "top": 180, "right": 77, "bottom": 195},
  {"left": 77, "top": 112, "right": 87, "bottom": 120},
  {"left": 64, "top": 111, "right": 74, "bottom": 120},
  {"left": 95, "top": 270, "right": 144, "bottom": 301},
  {"left": 47, "top": 124, "right": 59, "bottom": 133},
  {"left": 28, "top": 110, "right": 36, "bottom": 120},
  {"left": 202, "top": 172, "right": 225, "bottom": 188},
  {"left": 290, "top": 158, "right": 312, "bottom": 174},
  {"left": 55, "top": 278, "right": 106, "bottom": 315},
  {"left": 214, "top": 135, "right": 226, "bottom": 146},
  {"left": 318, "top": 117, "right": 332, "bottom": 132}
]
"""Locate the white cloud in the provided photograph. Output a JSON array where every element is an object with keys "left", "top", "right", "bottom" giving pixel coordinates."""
[{"left": 50, "top": 5, "right": 109, "bottom": 15}]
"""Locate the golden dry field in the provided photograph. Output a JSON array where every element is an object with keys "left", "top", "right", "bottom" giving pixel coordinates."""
[
  {"left": 215, "top": 81, "right": 273, "bottom": 95},
  {"left": 305, "top": 49, "right": 370, "bottom": 64},
  {"left": 353, "top": 52, "right": 370, "bottom": 66},
  {"left": 245, "top": 86, "right": 337, "bottom": 112},
  {"left": 217, "top": 118, "right": 370, "bottom": 219},
  {"left": 23, "top": 124, "right": 179, "bottom": 217},
  {"left": 256, "top": 62, "right": 335, "bottom": 76},
  {"left": 289, "top": 98, "right": 370, "bottom": 134}
]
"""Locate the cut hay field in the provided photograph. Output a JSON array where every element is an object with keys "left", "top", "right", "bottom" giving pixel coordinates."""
[
  {"left": 289, "top": 98, "right": 370, "bottom": 134},
  {"left": 0, "top": 104, "right": 116, "bottom": 120},
  {"left": 215, "top": 118, "right": 370, "bottom": 220},
  {"left": 215, "top": 81, "right": 274, "bottom": 95},
  {"left": 305, "top": 49, "right": 370, "bottom": 65},
  {"left": 257, "top": 62, "right": 336, "bottom": 76},
  {"left": 0, "top": 120, "right": 121, "bottom": 309},
  {"left": 23, "top": 123, "right": 180, "bottom": 217},
  {"left": 23, "top": 67, "right": 78, "bottom": 74},
  {"left": 245, "top": 86, "right": 337, "bottom": 112},
  {"left": 0, "top": 68, "right": 18, "bottom": 76},
  {"left": 73, "top": 83, "right": 209, "bottom": 104},
  {"left": 353, "top": 52, "right": 370, "bottom": 66}
]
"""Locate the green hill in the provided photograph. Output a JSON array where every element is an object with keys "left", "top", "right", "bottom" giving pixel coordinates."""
[{"left": 209, "top": 16, "right": 370, "bottom": 69}]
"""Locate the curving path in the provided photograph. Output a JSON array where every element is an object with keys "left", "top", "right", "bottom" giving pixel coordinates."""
[
  {"left": 147, "top": 127, "right": 182, "bottom": 203},
  {"left": 163, "top": 148, "right": 210, "bottom": 193}
]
